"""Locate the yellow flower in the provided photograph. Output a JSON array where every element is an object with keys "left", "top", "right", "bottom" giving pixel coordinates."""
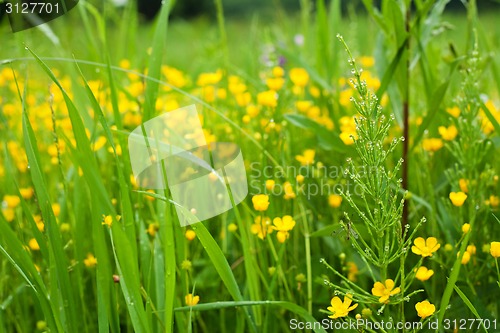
[
  {"left": 438, "top": 125, "right": 458, "bottom": 141},
  {"left": 462, "top": 223, "right": 471, "bottom": 234},
  {"left": 185, "top": 293, "right": 200, "bottom": 306},
  {"left": 327, "top": 293, "right": 358, "bottom": 319},
  {"left": 415, "top": 266, "right": 434, "bottom": 281},
  {"left": 489, "top": 195, "right": 499, "bottom": 208},
  {"left": 289, "top": 68, "right": 309, "bottom": 87},
  {"left": 147, "top": 223, "right": 159, "bottom": 237},
  {"left": 19, "top": 188, "right": 34, "bottom": 200},
  {"left": 196, "top": 70, "right": 222, "bottom": 86},
  {"left": 490, "top": 242, "right": 500, "bottom": 258},
  {"left": 371, "top": 279, "right": 401, "bottom": 303},
  {"left": 296, "top": 174, "right": 305, "bottom": 184},
  {"left": 28, "top": 238, "right": 40, "bottom": 251},
  {"left": 347, "top": 262, "right": 359, "bottom": 282},
  {"left": 411, "top": 237, "right": 440, "bottom": 257},
  {"left": 257, "top": 90, "right": 278, "bottom": 108},
  {"left": 295, "top": 149, "right": 315, "bottom": 166},
  {"left": 415, "top": 300, "right": 435, "bottom": 319},
  {"left": 102, "top": 215, "right": 121, "bottom": 228},
  {"left": 265, "top": 180, "right": 275, "bottom": 191},
  {"left": 422, "top": 138, "right": 443, "bottom": 152},
  {"left": 272, "top": 66, "right": 284, "bottom": 77},
  {"left": 459, "top": 178, "right": 469, "bottom": 193},
  {"left": 251, "top": 216, "right": 273, "bottom": 239},
  {"left": 339, "top": 131, "right": 358, "bottom": 145},
  {"left": 83, "top": 253, "right": 97, "bottom": 268},
  {"left": 272, "top": 215, "right": 296, "bottom": 243},
  {"left": 3, "top": 195, "right": 20, "bottom": 209},
  {"left": 467, "top": 244, "right": 476, "bottom": 255},
  {"left": 185, "top": 229, "right": 196, "bottom": 241},
  {"left": 449, "top": 191, "right": 467, "bottom": 207},
  {"left": 252, "top": 194, "right": 270, "bottom": 211},
  {"left": 458, "top": 251, "right": 471, "bottom": 264},
  {"left": 328, "top": 194, "right": 342, "bottom": 208},
  {"left": 295, "top": 100, "right": 312, "bottom": 112},
  {"left": 228, "top": 223, "right": 238, "bottom": 232},
  {"left": 446, "top": 106, "right": 460, "bottom": 118},
  {"left": 283, "top": 182, "right": 296, "bottom": 200},
  {"left": 2, "top": 208, "right": 15, "bottom": 222},
  {"left": 266, "top": 77, "right": 285, "bottom": 91}
]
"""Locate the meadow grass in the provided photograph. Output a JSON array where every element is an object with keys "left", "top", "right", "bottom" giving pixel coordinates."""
[{"left": 0, "top": 0, "right": 499, "bottom": 332}]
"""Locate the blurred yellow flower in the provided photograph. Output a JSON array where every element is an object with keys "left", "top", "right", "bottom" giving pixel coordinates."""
[
  {"left": 252, "top": 194, "right": 270, "bottom": 211},
  {"left": 449, "top": 191, "right": 467, "bottom": 207},
  {"left": 102, "top": 214, "right": 121, "bottom": 228},
  {"left": 251, "top": 216, "right": 273, "bottom": 239},
  {"left": 266, "top": 77, "right": 285, "bottom": 91},
  {"left": 347, "top": 262, "right": 358, "bottom": 282},
  {"left": 283, "top": 182, "right": 296, "bottom": 200},
  {"left": 272, "top": 66, "right": 284, "bottom": 77},
  {"left": 228, "top": 223, "right": 238, "bottom": 232},
  {"left": 446, "top": 106, "right": 460, "bottom": 118},
  {"left": 3, "top": 195, "right": 20, "bottom": 209},
  {"left": 328, "top": 194, "right": 342, "bottom": 208},
  {"left": 458, "top": 250, "right": 471, "bottom": 264},
  {"left": 438, "top": 125, "right": 458, "bottom": 141},
  {"left": 327, "top": 293, "right": 358, "bottom": 319},
  {"left": 84, "top": 253, "right": 97, "bottom": 268},
  {"left": 411, "top": 237, "right": 440, "bottom": 257},
  {"left": 2, "top": 208, "right": 15, "bottom": 222},
  {"left": 422, "top": 138, "right": 443, "bottom": 152},
  {"left": 490, "top": 242, "right": 500, "bottom": 258},
  {"left": 28, "top": 238, "right": 40, "bottom": 251},
  {"left": 459, "top": 178, "right": 469, "bottom": 193},
  {"left": 371, "top": 279, "right": 400, "bottom": 303},
  {"left": 19, "top": 188, "right": 34, "bottom": 200},
  {"left": 415, "top": 266, "right": 434, "bottom": 281},
  {"left": 185, "top": 293, "right": 200, "bottom": 306},
  {"left": 340, "top": 131, "right": 358, "bottom": 145},
  {"left": 257, "top": 90, "right": 278, "bottom": 108},
  {"left": 196, "top": 70, "right": 222, "bottom": 86},
  {"left": 295, "top": 149, "right": 315, "bottom": 166},
  {"left": 265, "top": 180, "right": 275, "bottom": 191},
  {"left": 296, "top": 174, "right": 305, "bottom": 184},
  {"left": 289, "top": 68, "right": 309, "bottom": 87},
  {"left": 467, "top": 244, "right": 476, "bottom": 255},
  {"left": 462, "top": 223, "right": 471, "bottom": 234},
  {"left": 147, "top": 223, "right": 159, "bottom": 237},
  {"left": 185, "top": 229, "right": 196, "bottom": 241},
  {"left": 415, "top": 300, "right": 435, "bottom": 319},
  {"left": 489, "top": 195, "right": 499, "bottom": 208},
  {"left": 272, "top": 215, "right": 296, "bottom": 243}
]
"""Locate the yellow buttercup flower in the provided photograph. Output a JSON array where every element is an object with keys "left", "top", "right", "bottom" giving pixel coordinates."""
[
  {"left": 272, "top": 215, "right": 296, "bottom": 243},
  {"left": 185, "top": 293, "right": 200, "bottom": 306},
  {"left": 252, "top": 194, "right": 270, "bottom": 211},
  {"left": 251, "top": 216, "right": 273, "bottom": 239},
  {"left": 196, "top": 70, "right": 222, "bottom": 86},
  {"left": 28, "top": 238, "right": 40, "bottom": 251},
  {"left": 415, "top": 300, "right": 435, "bottom": 319},
  {"left": 102, "top": 215, "right": 121, "bottom": 228},
  {"left": 227, "top": 223, "right": 238, "bottom": 232},
  {"left": 371, "top": 279, "right": 401, "bottom": 303},
  {"left": 289, "top": 68, "right": 309, "bottom": 87},
  {"left": 462, "top": 223, "right": 471, "bottom": 234},
  {"left": 83, "top": 253, "right": 97, "bottom": 268},
  {"left": 446, "top": 106, "right": 460, "bottom": 118},
  {"left": 296, "top": 174, "right": 305, "bottom": 184},
  {"left": 347, "top": 262, "right": 359, "bottom": 282},
  {"left": 327, "top": 293, "right": 358, "bottom": 319},
  {"left": 2, "top": 208, "right": 15, "bottom": 222},
  {"left": 265, "top": 180, "right": 275, "bottom": 191},
  {"left": 257, "top": 90, "right": 278, "bottom": 108},
  {"left": 328, "top": 194, "right": 342, "bottom": 208},
  {"left": 185, "top": 229, "right": 196, "bottom": 241},
  {"left": 449, "top": 191, "right": 467, "bottom": 207},
  {"left": 146, "top": 223, "right": 159, "bottom": 237},
  {"left": 3, "top": 195, "right": 20, "bottom": 209},
  {"left": 283, "top": 182, "right": 296, "bottom": 200},
  {"left": 422, "top": 138, "right": 443, "bottom": 152},
  {"left": 266, "top": 77, "right": 285, "bottom": 91},
  {"left": 415, "top": 266, "right": 434, "bottom": 281},
  {"left": 489, "top": 195, "right": 499, "bottom": 208},
  {"left": 438, "top": 125, "right": 458, "bottom": 141},
  {"left": 459, "top": 178, "right": 469, "bottom": 193},
  {"left": 490, "top": 242, "right": 500, "bottom": 258},
  {"left": 295, "top": 149, "right": 315, "bottom": 166},
  {"left": 411, "top": 237, "right": 440, "bottom": 257}
]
